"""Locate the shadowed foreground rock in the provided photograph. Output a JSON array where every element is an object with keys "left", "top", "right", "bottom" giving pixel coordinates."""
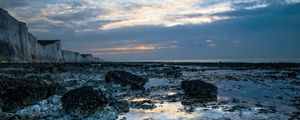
[
  {"left": 105, "top": 70, "right": 148, "bottom": 89},
  {"left": 61, "top": 87, "right": 108, "bottom": 117},
  {"left": 0, "top": 112, "right": 21, "bottom": 120},
  {"left": 181, "top": 80, "right": 218, "bottom": 98},
  {"left": 0, "top": 77, "right": 66, "bottom": 112}
]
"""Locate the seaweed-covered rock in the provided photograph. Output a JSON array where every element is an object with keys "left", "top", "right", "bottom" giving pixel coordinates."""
[
  {"left": 0, "top": 77, "right": 66, "bottom": 112},
  {"left": 286, "top": 72, "right": 297, "bottom": 79},
  {"left": 109, "top": 100, "right": 129, "bottom": 113},
  {"left": 181, "top": 80, "right": 218, "bottom": 98},
  {"left": 105, "top": 70, "right": 148, "bottom": 89},
  {"left": 0, "top": 112, "right": 21, "bottom": 120},
  {"left": 163, "top": 67, "right": 182, "bottom": 78},
  {"left": 61, "top": 87, "right": 108, "bottom": 117}
]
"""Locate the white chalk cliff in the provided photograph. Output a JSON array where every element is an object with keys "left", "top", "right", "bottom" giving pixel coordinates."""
[{"left": 0, "top": 8, "right": 101, "bottom": 62}]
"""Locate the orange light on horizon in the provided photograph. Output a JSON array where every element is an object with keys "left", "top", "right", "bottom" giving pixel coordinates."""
[{"left": 90, "top": 43, "right": 177, "bottom": 55}]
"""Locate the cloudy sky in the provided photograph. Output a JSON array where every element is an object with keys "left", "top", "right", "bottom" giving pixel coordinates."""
[{"left": 1, "top": 0, "right": 300, "bottom": 61}]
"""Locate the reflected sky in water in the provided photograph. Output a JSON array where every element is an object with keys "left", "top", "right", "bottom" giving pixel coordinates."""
[{"left": 118, "top": 102, "right": 198, "bottom": 120}]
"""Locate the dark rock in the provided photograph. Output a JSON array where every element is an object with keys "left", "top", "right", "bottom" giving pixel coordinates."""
[
  {"left": 0, "top": 112, "right": 21, "bottom": 120},
  {"left": 48, "top": 82, "right": 67, "bottom": 96},
  {"left": 61, "top": 87, "right": 108, "bottom": 117},
  {"left": 163, "top": 67, "right": 182, "bottom": 78},
  {"left": 0, "top": 77, "right": 66, "bottom": 112},
  {"left": 60, "top": 80, "right": 79, "bottom": 88},
  {"left": 105, "top": 70, "right": 148, "bottom": 90},
  {"left": 129, "top": 98, "right": 156, "bottom": 110},
  {"left": 286, "top": 72, "right": 297, "bottom": 79},
  {"left": 290, "top": 112, "right": 300, "bottom": 120},
  {"left": 110, "top": 100, "right": 129, "bottom": 113},
  {"left": 181, "top": 80, "right": 218, "bottom": 98},
  {"left": 138, "top": 103, "right": 156, "bottom": 110}
]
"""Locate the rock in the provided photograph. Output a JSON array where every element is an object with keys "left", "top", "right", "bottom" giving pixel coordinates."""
[
  {"left": 0, "top": 112, "right": 21, "bottom": 120},
  {"left": 61, "top": 87, "right": 108, "bottom": 117},
  {"left": 129, "top": 98, "right": 156, "bottom": 110},
  {"left": 109, "top": 100, "right": 129, "bottom": 113},
  {"left": 0, "top": 77, "right": 66, "bottom": 112},
  {"left": 286, "top": 72, "right": 297, "bottom": 79},
  {"left": 181, "top": 80, "right": 218, "bottom": 98},
  {"left": 47, "top": 82, "right": 67, "bottom": 96},
  {"left": 105, "top": 70, "right": 148, "bottom": 90},
  {"left": 163, "top": 67, "right": 182, "bottom": 78}
]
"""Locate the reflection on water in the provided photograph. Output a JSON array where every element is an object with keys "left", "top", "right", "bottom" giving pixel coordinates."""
[
  {"left": 118, "top": 101, "right": 285, "bottom": 120},
  {"left": 118, "top": 102, "right": 198, "bottom": 120},
  {"left": 144, "top": 78, "right": 170, "bottom": 90},
  {"left": 166, "top": 92, "right": 176, "bottom": 96},
  {"left": 128, "top": 98, "right": 151, "bottom": 102},
  {"left": 118, "top": 79, "right": 297, "bottom": 120}
]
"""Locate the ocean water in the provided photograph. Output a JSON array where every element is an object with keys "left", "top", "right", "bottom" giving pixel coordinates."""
[{"left": 132, "top": 58, "right": 300, "bottom": 63}]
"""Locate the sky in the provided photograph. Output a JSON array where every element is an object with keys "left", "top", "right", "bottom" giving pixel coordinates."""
[{"left": 0, "top": 0, "right": 300, "bottom": 61}]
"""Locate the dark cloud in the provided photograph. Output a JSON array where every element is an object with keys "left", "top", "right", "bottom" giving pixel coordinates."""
[
  {"left": 0, "top": 0, "right": 29, "bottom": 9},
  {"left": 47, "top": 1, "right": 107, "bottom": 22},
  {"left": 218, "top": 3, "right": 300, "bottom": 17},
  {"left": 48, "top": 9, "right": 104, "bottom": 22},
  {"left": 2, "top": 0, "right": 300, "bottom": 61}
]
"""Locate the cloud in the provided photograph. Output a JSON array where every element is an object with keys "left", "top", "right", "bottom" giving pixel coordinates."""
[
  {"left": 3, "top": 0, "right": 233, "bottom": 31},
  {"left": 98, "top": 0, "right": 233, "bottom": 29},
  {"left": 285, "top": 0, "right": 300, "bottom": 4},
  {"left": 244, "top": 3, "right": 269, "bottom": 10},
  {"left": 206, "top": 40, "right": 217, "bottom": 48},
  {"left": 2, "top": 0, "right": 300, "bottom": 60},
  {"left": 4, "top": 0, "right": 300, "bottom": 32},
  {"left": 100, "top": 15, "right": 230, "bottom": 30},
  {"left": 90, "top": 41, "right": 177, "bottom": 55},
  {"left": 0, "top": 0, "right": 30, "bottom": 9}
]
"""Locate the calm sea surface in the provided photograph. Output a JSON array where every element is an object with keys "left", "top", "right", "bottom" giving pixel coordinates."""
[{"left": 131, "top": 58, "right": 300, "bottom": 63}]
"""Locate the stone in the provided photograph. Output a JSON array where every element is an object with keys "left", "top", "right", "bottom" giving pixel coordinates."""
[
  {"left": 181, "top": 80, "right": 218, "bottom": 98},
  {"left": 105, "top": 70, "right": 148, "bottom": 90},
  {"left": 286, "top": 72, "right": 297, "bottom": 79},
  {"left": 61, "top": 87, "right": 108, "bottom": 117},
  {"left": 109, "top": 100, "right": 129, "bottom": 113},
  {"left": 0, "top": 76, "right": 66, "bottom": 112},
  {"left": 162, "top": 67, "right": 182, "bottom": 78},
  {"left": 48, "top": 82, "right": 68, "bottom": 96},
  {"left": 0, "top": 112, "right": 21, "bottom": 120},
  {"left": 129, "top": 98, "right": 156, "bottom": 110}
]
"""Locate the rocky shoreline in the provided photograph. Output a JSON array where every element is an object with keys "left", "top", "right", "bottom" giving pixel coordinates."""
[{"left": 0, "top": 62, "right": 299, "bottom": 120}]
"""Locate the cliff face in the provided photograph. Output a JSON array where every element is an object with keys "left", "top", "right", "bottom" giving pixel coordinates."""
[
  {"left": 29, "top": 33, "right": 38, "bottom": 61},
  {"left": 0, "top": 8, "right": 32, "bottom": 62},
  {"left": 82, "top": 54, "right": 94, "bottom": 62},
  {"left": 62, "top": 50, "right": 77, "bottom": 62},
  {"left": 0, "top": 8, "right": 101, "bottom": 63},
  {"left": 37, "top": 40, "right": 62, "bottom": 62},
  {"left": 62, "top": 51, "right": 100, "bottom": 62}
]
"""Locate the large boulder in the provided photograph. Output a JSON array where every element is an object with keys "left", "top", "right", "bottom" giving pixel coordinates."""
[
  {"left": 0, "top": 77, "right": 66, "bottom": 112},
  {"left": 181, "top": 80, "right": 218, "bottom": 98},
  {"left": 61, "top": 87, "right": 108, "bottom": 117},
  {"left": 105, "top": 70, "right": 148, "bottom": 89}
]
